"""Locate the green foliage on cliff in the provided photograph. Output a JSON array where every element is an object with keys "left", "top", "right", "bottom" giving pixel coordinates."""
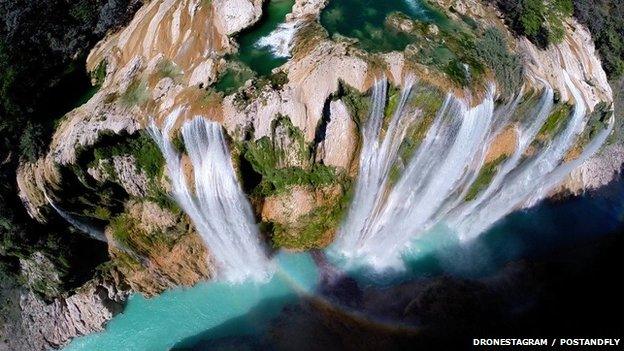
[
  {"left": 270, "top": 182, "right": 353, "bottom": 250},
  {"left": 91, "top": 60, "right": 108, "bottom": 87},
  {"left": 465, "top": 155, "right": 508, "bottom": 201},
  {"left": 538, "top": 103, "right": 572, "bottom": 138},
  {"left": 90, "top": 131, "right": 164, "bottom": 180},
  {"left": 241, "top": 132, "right": 339, "bottom": 197},
  {"left": 339, "top": 82, "right": 371, "bottom": 127},
  {"left": 474, "top": 27, "right": 524, "bottom": 97},
  {"left": 492, "top": 0, "right": 573, "bottom": 47},
  {"left": 120, "top": 79, "right": 149, "bottom": 107},
  {"left": 572, "top": 0, "right": 624, "bottom": 79},
  {"left": 155, "top": 59, "right": 182, "bottom": 81}
]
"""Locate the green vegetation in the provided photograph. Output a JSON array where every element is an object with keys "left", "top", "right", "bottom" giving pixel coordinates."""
[
  {"left": 0, "top": 0, "right": 141, "bottom": 297},
  {"left": 89, "top": 132, "right": 164, "bottom": 180},
  {"left": 387, "top": 85, "right": 446, "bottom": 186},
  {"left": 575, "top": 101, "right": 613, "bottom": 147},
  {"left": 270, "top": 182, "right": 352, "bottom": 250},
  {"left": 474, "top": 27, "right": 524, "bottom": 97},
  {"left": 231, "top": 71, "right": 290, "bottom": 108},
  {"left": 493, "top": 0, "right": 574, "bottom": 47},
  {"left": 91, "top": 60, "right": 108, "bottom": 87},
  {"left": 338, "top": 81, "right": 371, "bottom": 127},
  {"left": 241, "top": 116, "right": 341, "bottom": 197},
  {"left": 214, "top": 62, "right": 256, "bottom": 94},
  {"left": 465, "top": 155, "right": 507, "bottom": 201},
  {"left": 155, "top": 59, "right": 182, "bottom": 80},
  {"left": 538, "top": 103, "right": 572, "bottom": 138},
  {"left": 110, "top": 210, "right": 177, "bottom": 253},
  {"left": 572, "top": 0, "right": 624, "bottom": 79},
  {"left": 120, "top": 79, "right": 149, "bottom": 107},
  {"left": 236, "top": 115, "right": 351, "bottom": 250}
]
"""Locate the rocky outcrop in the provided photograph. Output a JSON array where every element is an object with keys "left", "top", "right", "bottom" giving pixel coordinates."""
[
  {"left": 19, "top": 252, "right": 63, "bottom": 299},
  {"left": 315, "top": 100, "right": 358, "bottom": 169},
  {"left": 222, "top": 34, "right": 370, "bottom": 142},
  {"left": 107, "top": 200, "right": 214, "bottom": 296},
  {"left": 519, "top": 18, "right": 612, "bottom": 111},
  {"left": 14, "top": 272, "right": 129, "bottom": 351},
  {"left": 262, "top": 186, "right": 317, "bottom": 224},
  {"left": 88, "top": 155, "right": 150, "bottom": 197},
  {"left": 213, "top": 0, "right": 263, "bottom": 35},
  {"left": 560, "top": 143, "right": 624, "bottom": 195},
  {"left": 288, "top": 0, "right": 328, "bottom": 20}
]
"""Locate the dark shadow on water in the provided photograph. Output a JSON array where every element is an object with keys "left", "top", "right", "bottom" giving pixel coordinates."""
[{"left": 172, "top": 177, "right": 624, "bottom": 350}]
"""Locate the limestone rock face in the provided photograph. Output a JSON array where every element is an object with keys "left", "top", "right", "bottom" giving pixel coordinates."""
[
  {"left": 113, "top": 155, "right": 150, "bottom": 197},
  {"left": 289, "top": 0, "right": 328, "bottom": 20},
  {"left": 213, "top": 0, "right": 263, "bottom": 35},
  {"left": 559, "top": 144, "right": 624, "bottom": 195},
  {"left": 261, "top": 186, "right": 317, "bottom": 224},
  {"left": 519, "top": 19, "right": 613, "bottom": 111},
  {"left": 19, "top": 252, "right": 63, "bottom": 298},
  {"left": 107, "top": 201, "right": 213, "bottom": 297},
  {"left": 16, "top": 273, "right": 129, "bottom": 351},
  {"left": 315, "top": 100, "right": 358, "bottom": 169}
]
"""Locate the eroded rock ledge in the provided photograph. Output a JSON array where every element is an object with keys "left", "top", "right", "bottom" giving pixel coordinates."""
[{"left": 9, "top": 272, "right": 129, "bottom": 351}]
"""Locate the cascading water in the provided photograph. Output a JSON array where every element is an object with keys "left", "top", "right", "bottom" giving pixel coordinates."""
[
  {"left": 256, "top": 20, "right": 299, "bottom": 58},
  {"left": 332, "top": 72, "right": 613, "bottom": 271},
  {"left": 452, "top": 71, "right": 601, "bottom": 241},
  {"left": 148, "top": 109, "right": 271, "bottom": 282},
  {"left": 44, "top": 190, "right": 107, "bottom": 242}
]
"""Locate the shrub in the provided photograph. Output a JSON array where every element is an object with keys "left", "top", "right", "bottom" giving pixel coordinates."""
[
  {"left": 465, "top": 155, "right": 508, "bottom": 201},
  {"left": 120, "top": 79, "right": 149, "bottom": 107},
  {"left": 493, "top": 0, "right": 574, "bottom": 47},
  {"left": 475, "top": 27, "right": 524, "bottom": 96},
  {"left": 572, "top": 0, "right": 624, "bottom": 79}
]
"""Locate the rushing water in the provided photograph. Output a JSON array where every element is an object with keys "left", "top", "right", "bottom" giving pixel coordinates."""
[
  {"left": 44, "top": 190, "right": 107, "bottom": 242},
  {"left": 214, "top": 0, "right": 295, "bottom": 93},
  {"left": 148, "top": 110, "right": 271, "bottom": 282},
  {"left": 330, "top": 75, "right": 613, "bottom": 271},
  {"left": 63, "top": 76, "right": 617, "bottom": 350},
  {"left": 63, "top": 175, "right": 624, "bottom": 350}
]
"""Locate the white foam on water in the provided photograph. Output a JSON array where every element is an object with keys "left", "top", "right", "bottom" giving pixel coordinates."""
[{"left": 255, "top": 21, "right": 299, "bottom": 58}]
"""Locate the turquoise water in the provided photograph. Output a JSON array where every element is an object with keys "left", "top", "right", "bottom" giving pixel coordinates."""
[
  {"left": 63, "top": 179, "right": 624, "bottom": 351},
  {"left": 320, "top": 0, "right": 444, "bottom": 52},
  {"left": 64, "top": 253, "right": 319, "bottom": 351}
]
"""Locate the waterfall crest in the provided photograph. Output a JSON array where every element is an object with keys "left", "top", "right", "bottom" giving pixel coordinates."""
[
  {"left": 332, "top": 73, "right": 613, "bottom": 271},
  {"left": 149, "top": 109, "right": 271, "bottom": 282}
]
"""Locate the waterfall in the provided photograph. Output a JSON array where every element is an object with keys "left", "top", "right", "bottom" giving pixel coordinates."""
[
  {"left": 255, "top": 21, "right": 299, "bottom": 58},
  {"left": 453, "top": 71, "right": 593, "bottom": 241},
  {"left": 148, "top": 109, "right": 271, "bottom": 282},
  {"left": 332, "top": 72, "right": 612, "bottom": 271},
  {"left": 44, "top": 191, "right": 107, "bottom": 242}
]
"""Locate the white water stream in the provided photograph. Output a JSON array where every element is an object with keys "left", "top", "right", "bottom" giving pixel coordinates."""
[
  {"left": 255, "top": 20, "right": 299, "bottom": 58},
  {"left": 332, "top": 73, "right": 613, "bottom": 271},
  {"left": 149, "top": 109, "right": 271, "bottom": 282}
]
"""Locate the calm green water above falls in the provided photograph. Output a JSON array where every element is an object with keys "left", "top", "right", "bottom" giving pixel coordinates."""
[
  {"left": 214, "top": 0, "right": 294, "bottom": 93},
  {"left": 320, "top": 0, "right": 443, "bottom": 52}
]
